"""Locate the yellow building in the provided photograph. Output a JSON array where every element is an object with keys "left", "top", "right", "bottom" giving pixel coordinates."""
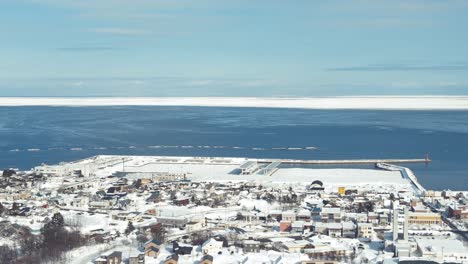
[
  {"left": 337, "top": 187, "right": 345, "bottom": 195},
  {"left": 408, "top": 212, "right": 442, "bottom": 225}
]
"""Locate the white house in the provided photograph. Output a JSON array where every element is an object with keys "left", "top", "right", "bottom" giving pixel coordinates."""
[
  {"left": 186, "top": 219, "right": 204, "bottom": 233},
  {"left": 202, "top": 238, "right": 223, "bottom": 255},
  {"left": 327, "top": 223, "right": 342, "bottom": 238}
]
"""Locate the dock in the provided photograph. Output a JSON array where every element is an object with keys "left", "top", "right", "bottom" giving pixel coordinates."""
[
  {"left": 256, "top": 158, "right": 430, "bottom": 165},
  {"left": 375, "top": 162, "right": 426, "bottom": 194}
]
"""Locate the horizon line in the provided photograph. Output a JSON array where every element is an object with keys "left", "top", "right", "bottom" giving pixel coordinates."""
[{"left": 1, "top": 96, "right": 468, "bottom": 110}]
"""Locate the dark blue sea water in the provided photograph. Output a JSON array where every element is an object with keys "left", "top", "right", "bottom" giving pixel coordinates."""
[{"left": 0, "top": 106, "right": 467, "bottom": 190}]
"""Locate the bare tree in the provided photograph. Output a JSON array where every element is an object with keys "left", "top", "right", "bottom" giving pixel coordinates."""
[
  {"left": 150, "top": 224, "right": 166, "bottom": 242},
  {"left": 0, "top": 245, "right": 17, "bottom": 263}
]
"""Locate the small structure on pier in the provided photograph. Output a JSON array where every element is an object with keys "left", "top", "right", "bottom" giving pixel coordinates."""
[
  {"left": 262, "top": 161, "right": 281, "bottom": 176},
  {"left": 239, "top": 161, "right": 259, "bottom": 175}
]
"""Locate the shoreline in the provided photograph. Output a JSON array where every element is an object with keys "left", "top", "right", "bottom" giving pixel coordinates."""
[{"left": 1, "top": 96, "right": 468, "bottom": 110}]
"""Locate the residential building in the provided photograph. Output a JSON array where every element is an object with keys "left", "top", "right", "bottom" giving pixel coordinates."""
[
  {"left": 321, "top": 207, "right": 341, "bottom": 223},
  {"left": 357, "top": 223, "right": 373, "bottom": 239},
  {"left": 202, "top": 238, "right": 223, "bottom": 255}
]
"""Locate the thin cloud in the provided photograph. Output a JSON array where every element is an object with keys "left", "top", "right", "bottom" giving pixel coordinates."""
[
  {"left": 89, "top": 27, "right": 151, "bottom": 36},
  {"left": 182, "top": 78, "right": 278, "bottom": 88},
  {"left": 57, "top": 46, "right": 115, "bottom": 52},
  {"left": 326, "top": 63, "right": 468, "bottom": 72}
]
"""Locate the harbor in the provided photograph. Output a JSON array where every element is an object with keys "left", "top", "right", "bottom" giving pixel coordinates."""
[{"left": 33, "top": 155, "right": 421, "bottom": 194}]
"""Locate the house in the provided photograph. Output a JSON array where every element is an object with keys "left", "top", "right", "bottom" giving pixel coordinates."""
[
  {"left": 321, "top": 207, "right": 341, "bottom": 223},
  {"left": 186, "top": 219, "right": 204, "bottom": 233},
  {"left": 367, "top": 212, "right": 379, "bottom": 224},
  {"left": 282, "top": 211, "right": 296, "bottom": 222},
  {"left": 173, "top": 197, "right": 189, "bottom": 206},
  {"left": 146, "top": 191, "right": 161, "bottom": 203},
  {"left": 202, "top": 238, "right": 224, "bottom": 255},
  {"left": 199, "top": 254, "right": 214, "bottom": 264},
  {"left": 163, "top": 254, "right": 179, "bottom": 264},
  {"left": 71, "top": 196, "right": 89, "bottom": 208},
  {"left": 156, "top": 216, "right": 189, "bottom": 228},
  {"left": 255, "top": 238, "right": 273, "bottom": 251},
  {"left": 243, "top": 240, "right": 261, "bottom": 253},
  {"left": 128, "top": 252, "right": 145, "bottom": 264},
  {"left": 172, "top": 241, "right": 193, "bottom": 255},
  {"left": 297, "top": 210, "right": 311, "bottom": 221},
  {"left": 282, "top": 240, "right": 309, "bottom": 253},
  {"left": 89, "top": 200, "right": 115, "bottom": 210},
  {"left": 346, "top": 212, "right": 368, "bottom": 223},
  {"left": 126, "top": 211, "right": 142, "bottom": 221},
  {"left": 144, "top": 246, "right": 159, "bottom": 258},
  {"left": 94, "top": 251, "right": 122, "bottom": 264},
  {"left": 303, "top": 242, "right": 353, "bottom": 259},
  {"left": 144, "top": 239, "right": 162, "bottom": 257},
  {"left": 327, "top": 223, "right": 342, "bottom": 238},
  {"left": 341, "top": 221, "right": 356, "bottom": 238},
  {"left": 137, "top": 178, "right": 153, "bottom": 188},
  {"left": 291, "top": 221, "right": 305, "bottom": 233},
  {"left": 357, "top": 223, "right": 373, "bottom": 239},
  {"left": 269, "top": 210, "right": 282, "bottom": 221},
  {"left": 240, "top": 211, "right": 258, "bottom": 222},
  {"left": 447, "top": 204, "right": 468, "bottom": 220},
  {"left": 280, "top": 221, "right": 291, "bottom": 232},
  {"left": 313, "top": 222, "right": 327, "bottom": 235},
  {"left": 378, "top": 213, "right": 389, "bottom": 225}
]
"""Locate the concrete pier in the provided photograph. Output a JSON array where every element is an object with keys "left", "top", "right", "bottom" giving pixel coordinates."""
[
  {"left": 257, "top": 158, "right": 430, "bottom": 165},
  {"left": 376, "top": 162, "right": 427, "bottom": 194}
]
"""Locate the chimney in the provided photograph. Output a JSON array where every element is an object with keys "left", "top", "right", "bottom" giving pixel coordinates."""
[
  {"left": 403, "top": 206, "right": 409, "bottom": 241},
  {"left": 392, "top": 208, "right": 399, "bottom": 241}
]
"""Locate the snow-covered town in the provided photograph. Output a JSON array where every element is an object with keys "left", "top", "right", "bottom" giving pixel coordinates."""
[{"left": 1, "top": 155, "right": 467, "bottom": 264}]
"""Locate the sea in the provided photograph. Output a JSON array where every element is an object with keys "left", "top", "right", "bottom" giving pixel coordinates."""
[{"left": 0, "top": 106, "right": 467, "bottom": 191}]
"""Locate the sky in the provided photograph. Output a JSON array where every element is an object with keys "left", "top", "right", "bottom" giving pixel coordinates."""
[{"left": 1, "top": 0, "right": 468, "bottom": 97}]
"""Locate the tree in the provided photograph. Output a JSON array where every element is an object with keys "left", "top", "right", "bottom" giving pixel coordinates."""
[
  {"left": 357, "top": 202, "right": 375, "bottom": 213},
  {"left": 125, "top": 221, "right": 135, "bottom": 235},
  {"left": 11, "top": 202, "right": 20, "bottom": 213},
  {"left": 137, "top": 234, "right": 148, "bottom": 246},
  {"left": 134, "top": 179, "right": 142, "bottom": 189},
  {"left": 0, "top": 245, "right": 16, "bottom": 264},
  {"left": 236, "top": 212, "right": 243, "bottom": 220},
  {"left": 50, "top": 212, "right": 64, "bottom": 227},
  {"left": 18, "top": 226, "right": 40, "bottom": 256},
  {"left": 150, "top": 224, "right": 166, "bottom": 242},
  {"left": 41, "top": 213, "right": 67, "bottom": 260}
]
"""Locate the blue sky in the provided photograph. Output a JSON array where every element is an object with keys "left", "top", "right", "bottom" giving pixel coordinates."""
[{"left": 1, "top": 0, "right": 468, "bottom": 96}]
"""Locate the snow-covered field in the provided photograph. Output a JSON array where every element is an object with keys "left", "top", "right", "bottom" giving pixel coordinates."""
[{"left": 1, "top": 96, "right": 468, "bottom": 110}]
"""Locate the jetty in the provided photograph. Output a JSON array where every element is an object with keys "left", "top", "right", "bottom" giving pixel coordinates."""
[
  {"left": 256, "top": 157, "right": 430, "bottom": 165},
  {"left": 376, "top": 162, "right": 426, "bottom": 194}
]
